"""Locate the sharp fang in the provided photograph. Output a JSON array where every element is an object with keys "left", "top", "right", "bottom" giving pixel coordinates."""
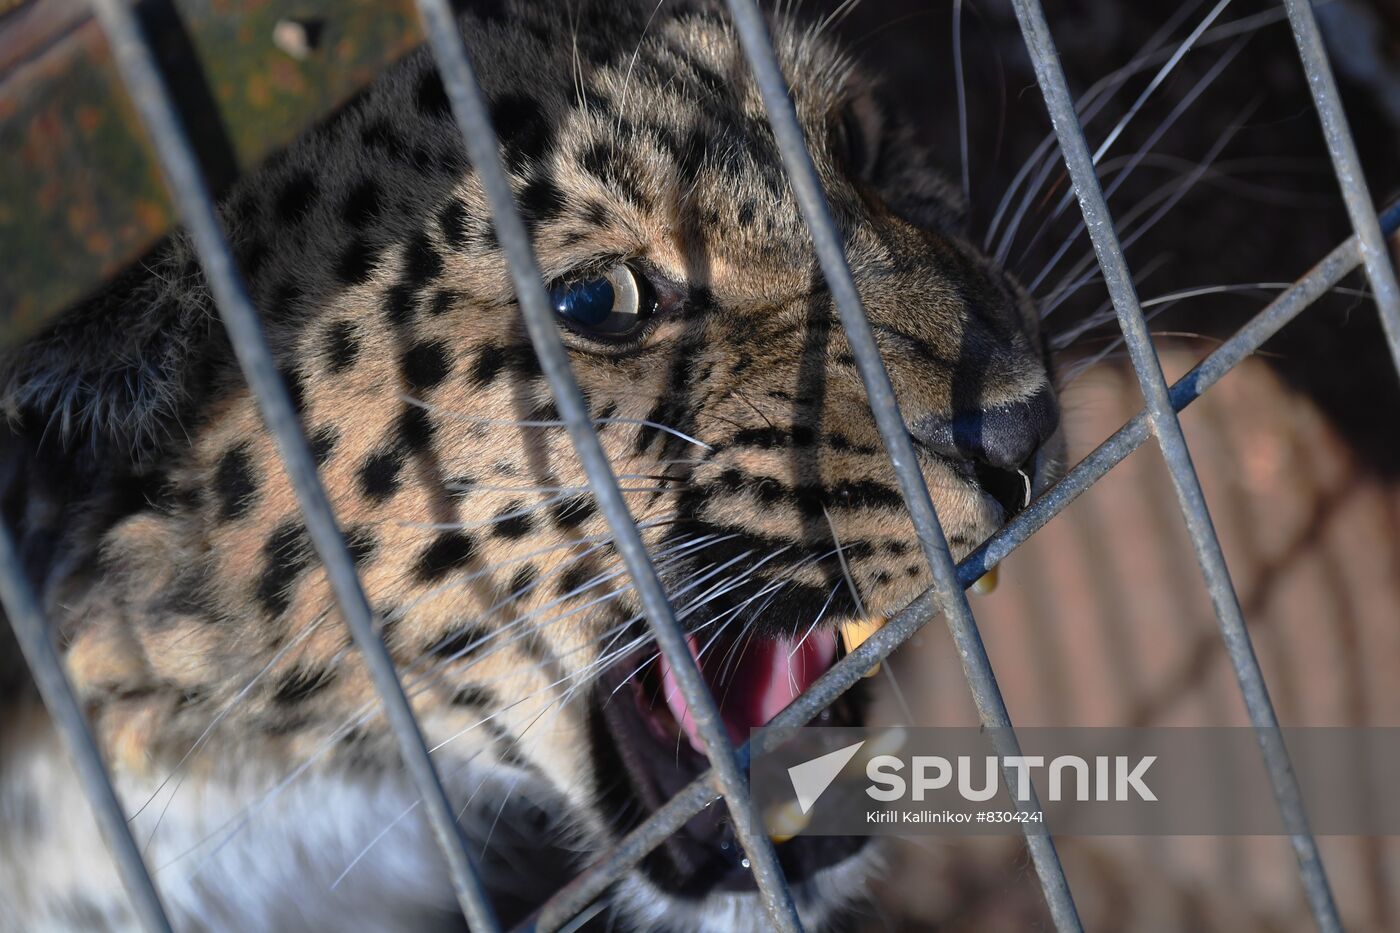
[
  {"left": 970, "top": 565, "right": 999, "bottom": 595},
  {"left": 839, "top": 616, "right": 886, "bottom": 678},
  {"left": 766, "top": 799, "right": 810, "bottom": 844}
]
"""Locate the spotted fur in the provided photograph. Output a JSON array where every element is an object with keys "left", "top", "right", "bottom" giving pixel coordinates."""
[{"left": 0, "top": 2, "right": 1058, "bottom": 929}]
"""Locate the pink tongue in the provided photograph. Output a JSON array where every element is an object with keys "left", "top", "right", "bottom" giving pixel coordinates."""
[{"left": 659, "top": 631, "right": 838, "bottom": 753}]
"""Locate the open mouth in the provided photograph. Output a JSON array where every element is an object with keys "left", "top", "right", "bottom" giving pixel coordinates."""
[{"left": 590, "top": 623, "right": 870, "bottom": 899}]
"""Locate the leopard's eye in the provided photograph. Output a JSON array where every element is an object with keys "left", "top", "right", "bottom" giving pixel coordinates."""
[{"left": 549, "top": 263, "right": 654, "bottom": 339}]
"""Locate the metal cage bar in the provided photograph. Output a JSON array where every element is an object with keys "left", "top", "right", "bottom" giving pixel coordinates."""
[
  {"left": 1008, "top": 0, "right": 1343, "bottom": 929},
  {"left": 83, "top": 1, "right": 503, "bottom": 929},
  {"left": 721, "top": 1, "right": 1083, "bottom": 929},
  {"left": 0, "top": 521, "right": 173, "bottom": 933},
  {"left": 523, "top": 201, "right": 1400, "bottom": 933},
  {"left": 7, "top": 1, "right": 1399, "bottom": 932},
  {"left": 1281, "top": 0, "right": 1400, "bottom": 376},
  {"left": 408, "top": 1, "right": 805, "bottom": 929}
]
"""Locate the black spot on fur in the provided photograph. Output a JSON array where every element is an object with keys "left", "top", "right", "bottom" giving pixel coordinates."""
[
  {"left": 517, "top": 178, "right": 565, "bottom": 232},
  {"left": 505, "top": 341, "right": 542, "bottom": 378},
  {"left": 826, "top": 433, "right": 879, "bottom": 455},
  {"left": 737, "top": 201, "right": 756, "bottom": 227},
  {"left": 402, "top": 231, "right": 444, "bottom": 288},
  {"left": 527, "top": 398, "right": 560, "bottom": 424},
  {"left": 470, "top": 343, "right": 507, "bottom": 387},
  {"left": 214, "top": 443, "right": 258, "bottom": 521},
  {"left": 334, "top": 237, "right": 379, "bottom": 285},
  {"left": 556, "top": 561, "right": 598, "bottom": 599},
  {"left": 491, "top": 93, "right": 555, "bottom": 172},
  {"left": 273, "top": 666, "right": 335, "bottom": 704},
  {"left": 256, "top": 520, "right": 315, "bottom": 617},
  {"left": 581, "top": 200, "right": 612, "bottom": 229},
  {"left": 729, "top": 425, "right": 817, "bottom": 448},
  {"left": 341, "top": 178, "right": 382, "bottom": 228},
  {"left": 309, "top": 426, "right": 339, "bottom": 466},
  {"left": 415, "top": 532, "right": 478, "bottom": 581},
  {"left": 358, "top": 448, "right": 404, "bottom": 502},
  {"left": 279, "top": 365, "right": 308, "bottom": 416},
  {"left": 633, "top": 344, "right": 699, "bottom": 457},
  {"left": 416, "top": 68, "right": 451, "bottom": 119},
  {"left": 492, "top": 502, "right": 533, "bottom": 539},
  {"left": 238, "top": 239, "right": 269, "bottom": 277},
  {"left": 551, "top": 494, "right": 596, "bottom": 529},
  {"left": 324, "top": 321, "right": 361, "bottom": 374},
  {"left": 580, "top": 141, "right": 648, "bottom": 208},
  {"left": 266, "top": 279, "right": 303, "bottom": 323},
  {"left": 429, "top": 289, "right": 461, "bottom": 316},
  {"left": 400, "top": 339, "right": 453, "bottom": 391},
  {"left": 275, "top": 172, "right": 319, "bottom": 223},
  {"left": 428, "top": 621, "right": 492, "bottom": 659},
  {"left": 361, "top": 119, "right": 409, "bottom": 161},
  {"left": 383, "top": 283, "right": 417, "bottom": 327},
  {"left": 345, "top": 524, "right": 378, "bottom": 566},
  {"left": 395, "top": 405, "right": 436, "bottom": 452},
  {"left": 438, "top": 199, "right": 470, "bottom": 250},
  {"left": 508, "top": 563, "right": 538, "bottom": 596},
  {"left": 451, "top": 683, "right": 499, "bottom": 708}
]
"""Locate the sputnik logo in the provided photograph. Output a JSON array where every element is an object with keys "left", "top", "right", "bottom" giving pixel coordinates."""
[{"left": 787, "top": 740, "right": 865, "bottom": 814}]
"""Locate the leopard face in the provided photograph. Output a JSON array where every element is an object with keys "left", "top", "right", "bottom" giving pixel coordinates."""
[{"left": 0, "top": 1, "right": 1059, "bottom": 929}]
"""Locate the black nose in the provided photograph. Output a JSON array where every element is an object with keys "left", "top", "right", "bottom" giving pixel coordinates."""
[{"left": 910, "top": 386, "right": 1059, "bottom": 472}]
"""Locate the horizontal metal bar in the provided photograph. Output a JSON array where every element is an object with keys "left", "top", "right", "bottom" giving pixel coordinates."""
[
  {"left": 1008, "top": 1, "right": 1342, "bottom": 929},
  {"left": 1281, "top": 0, "right": 1400, "bottom": 380},
  {"left": 408, "top": 3, "right": 802, "bottom": 930},
  {"left": 83, "top": 2, "right": 502, "bottom": 930},
  {"left": 721, "top": 1, "right": 1082, "bottom": 930},
  {"left": 523, "top": 171, "right": 1400, "bottom": 933},
  {"left": 0, "top": 519, "right": 173, "bottom": 933}
]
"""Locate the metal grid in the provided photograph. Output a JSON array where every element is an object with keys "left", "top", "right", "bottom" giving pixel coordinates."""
[{"left": 2, "top": 1, "right": 1397, "bottom": 931}]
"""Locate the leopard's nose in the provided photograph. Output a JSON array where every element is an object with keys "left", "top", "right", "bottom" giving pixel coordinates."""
[{"left": 909, "top": 385, "right": 1059, "bottom": 473}]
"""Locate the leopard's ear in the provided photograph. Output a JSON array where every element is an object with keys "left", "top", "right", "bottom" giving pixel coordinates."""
[{"left": 0, "top": 240, "right": 224, "bottom": 470}]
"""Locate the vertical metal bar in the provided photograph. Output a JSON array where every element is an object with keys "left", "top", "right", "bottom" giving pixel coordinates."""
[
  {"left": 408, "top": 3, "right": 803, "bottom": 930},
  {"left": 0, "top": 521, "right": 174, "bottom": 933},
  {"left": 720, "top": 2, "right": 1083, "bottom": 930},
  {"left": 1007, "top": 3, "right": 1342, "bottom": 930},
  {"left": 525, "top": 199, "right": 1399, "bottom": 931},
  {"left": 1281, "top": 0, "right": 1400, "bottom": 378},
  {"left": 83, "top": 3, "right": 502, "bottom": 929}
]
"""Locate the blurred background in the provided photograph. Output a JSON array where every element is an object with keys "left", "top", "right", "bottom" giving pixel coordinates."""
[{"left": 808, "top": 1, "right": 1400, "bottom": 929}]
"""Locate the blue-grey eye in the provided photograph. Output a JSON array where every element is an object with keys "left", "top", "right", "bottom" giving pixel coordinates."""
[{"left": 549, "top": 264, "right": 649, "bottom": 337}]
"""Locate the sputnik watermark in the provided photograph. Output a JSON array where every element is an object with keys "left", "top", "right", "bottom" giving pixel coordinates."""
[
  {"left": 752, "top": 727, "right": 1400, "bottom": 837},
  {"left": 865, "top": 754, "right": 1156, "bottom": 803}
]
